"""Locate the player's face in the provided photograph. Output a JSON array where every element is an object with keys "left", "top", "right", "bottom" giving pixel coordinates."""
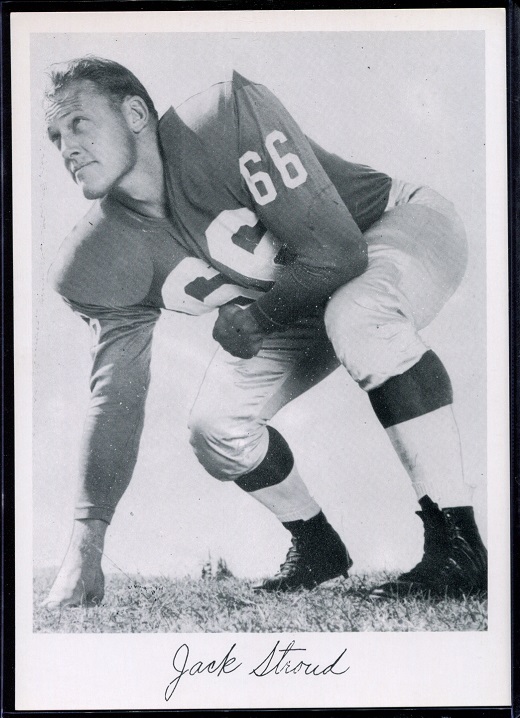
[{"left": 46, "top": 80, "right": 138, "bottom": 200}]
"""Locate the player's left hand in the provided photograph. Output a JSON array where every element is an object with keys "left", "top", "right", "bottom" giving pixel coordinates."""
[{"left": 212, "top": 304, "right": 265, "bottom": 358}]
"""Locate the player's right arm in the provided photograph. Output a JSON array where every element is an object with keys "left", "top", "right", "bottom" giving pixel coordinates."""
[
  {"left": 48, "top": 200, "right": 160, "bottom": 523},
  {"left": 65, "top": 302, "right": 160, "bottom": 523}
]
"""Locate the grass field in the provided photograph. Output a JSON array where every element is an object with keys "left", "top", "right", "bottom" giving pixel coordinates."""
[{"left": 34, "top": 569, "right": 487, "bottom": 633}]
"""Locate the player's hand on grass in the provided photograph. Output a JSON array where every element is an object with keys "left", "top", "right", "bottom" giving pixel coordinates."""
[{"left": 212, "top": 304, "right": 265, "bottom": 358}]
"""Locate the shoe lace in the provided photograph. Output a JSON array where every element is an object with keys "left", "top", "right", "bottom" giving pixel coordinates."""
[
  {"left": 276, "top": 538, "right": 306, "bottom": 577},
  {"left": 401, "top": 512, "right": 450, "bottom": 581},
  {"left": 403, "top": 512, "right": 483, "bottom": 583}
]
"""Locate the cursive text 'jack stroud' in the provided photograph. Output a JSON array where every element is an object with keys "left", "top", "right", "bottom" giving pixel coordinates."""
[{"left": 165, "top": 640, "right": 350, "bottom": 701}]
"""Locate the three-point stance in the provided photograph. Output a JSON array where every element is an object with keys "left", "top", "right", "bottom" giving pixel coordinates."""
[{"left": 42, "top": 57, "right": 487, "bottom": 608}]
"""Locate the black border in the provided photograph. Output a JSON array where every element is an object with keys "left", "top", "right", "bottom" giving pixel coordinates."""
[
  {"left": 508, "top": 2, "right": 519, "bottom": 718},
  {"left": 1, "top": 1, "right": 516, "bottom": 716}
]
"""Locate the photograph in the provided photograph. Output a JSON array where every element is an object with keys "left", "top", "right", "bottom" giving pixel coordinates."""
[{"left": 12, "top": 7, "right": 510, "bottom": 711}]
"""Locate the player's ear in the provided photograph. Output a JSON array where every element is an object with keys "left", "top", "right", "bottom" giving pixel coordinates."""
[{"left": 122, "top": 95, "right": 150, "bottom": 133}]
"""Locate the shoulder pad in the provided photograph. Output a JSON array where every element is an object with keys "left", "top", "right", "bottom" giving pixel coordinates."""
[
  {"left": 48, "top": 199, "right": 154, "bottom": 308},
  {"left": 163, "top": 81, "right": 236, "bottom": 176},
  {"left": 174, "top": 81, "right": 232, "bottom": 137},
  {"left": 232, "top": 71, "right": 255, "bottom": 90}
]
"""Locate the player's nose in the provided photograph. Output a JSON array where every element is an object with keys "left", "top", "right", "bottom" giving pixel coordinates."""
[{"left": 61, "top": 135, "right": 81, "bottom": 161}]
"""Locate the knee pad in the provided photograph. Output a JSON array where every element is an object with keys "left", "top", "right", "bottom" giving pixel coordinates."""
[
  {"left": 235, "top": 426, "right": 294, "bottom": 492},
  {"left": 368, "top": 349, "right": 453, "bottom": 428}
]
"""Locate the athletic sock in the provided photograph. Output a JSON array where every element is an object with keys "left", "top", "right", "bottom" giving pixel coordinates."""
[
  {"left": 248, "top": 464, "right": 321, "bottom": 522},
  {"left": 385, "top": 404, "right": 474, "bottom": 508},
  {"left": 234, "top": 426, "right": 320, "bottom": 522},
  {"left": 368, "top": 351, "right": 474, "bottom": 509}
]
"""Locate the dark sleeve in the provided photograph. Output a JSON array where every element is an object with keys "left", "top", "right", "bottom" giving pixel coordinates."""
[
  {"left": 66, "top": 301, "right": 160, "bottom": 523},
  {"left": 233, "top": 73, "right": 368, "bottom": 331},
  {"left": 306, "top": 138, "right": 392, "bottom": 232}
]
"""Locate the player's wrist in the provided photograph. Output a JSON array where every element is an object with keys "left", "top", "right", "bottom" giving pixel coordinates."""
[{"left": 248, "top": 302, "right": 287, "bottom": 334}]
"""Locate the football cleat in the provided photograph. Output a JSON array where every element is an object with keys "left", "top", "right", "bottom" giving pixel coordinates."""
[
  {"left": 370, "top": 496, "right": 488, "bottom": 599},
  {"left": 252, "top": 511, "right": 353, "bottom": 592}
]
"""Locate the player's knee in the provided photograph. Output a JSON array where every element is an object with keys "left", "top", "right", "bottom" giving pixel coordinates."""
[
  {"left": 188, "top": 409, "right": 229, "bottom": 478},
  {"left": 324, "top": 285, "right": 380, "bottom": 372},
  {"left": 324, "top": 285, "right": 424, "bottom": 389},
  {"left": 325, "top": 282, "right": 364, "bottom": 336},
  {"left": 188, "top": 408, "right": 259, "bottom": 481}
]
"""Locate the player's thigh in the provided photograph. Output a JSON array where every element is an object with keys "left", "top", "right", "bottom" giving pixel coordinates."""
[
  {"left": 365, "top": 202, "right": 468, "bottom": 329},
  {"left": 325, "top": 200, "right": 468, "bottom": 389},
  {"left": 324, "top": 258, "right": 427, "bottom": 389},
  {"left": 189, "top": 320, "right": 339, "bottom": 434}
]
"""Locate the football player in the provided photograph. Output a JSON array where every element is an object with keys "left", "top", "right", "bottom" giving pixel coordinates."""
[{"left": 42, "top": 57, "right": 487, "bottom": 608}]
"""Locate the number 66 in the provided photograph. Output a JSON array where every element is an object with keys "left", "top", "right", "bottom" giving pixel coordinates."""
[{"left": 239, "top": 130, "right": 308, "bottom": 206}]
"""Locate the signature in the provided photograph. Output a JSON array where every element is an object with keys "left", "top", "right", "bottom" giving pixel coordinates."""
[
  {"left": 164, "top": 643, "right": 242, "bottom": 701},
  {"left": 165, "top": 640, "right": 349, "bottom": 701},
  {"left": 250, "top": 639, "right": 349, "bottom": 677}
]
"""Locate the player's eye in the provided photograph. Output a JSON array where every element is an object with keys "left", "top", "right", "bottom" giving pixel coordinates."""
[{"left": 48, "top": 131, "right": 61, "bottom": 149}]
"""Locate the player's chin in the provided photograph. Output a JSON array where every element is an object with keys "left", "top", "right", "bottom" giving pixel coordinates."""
[{"left": 80, "top": 184, "right": 108, "bottom": 200}]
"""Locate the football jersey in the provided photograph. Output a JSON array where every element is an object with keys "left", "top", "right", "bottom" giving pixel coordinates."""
[{"left": 51, "top": 72, "right": 391, "bottom": 328}]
